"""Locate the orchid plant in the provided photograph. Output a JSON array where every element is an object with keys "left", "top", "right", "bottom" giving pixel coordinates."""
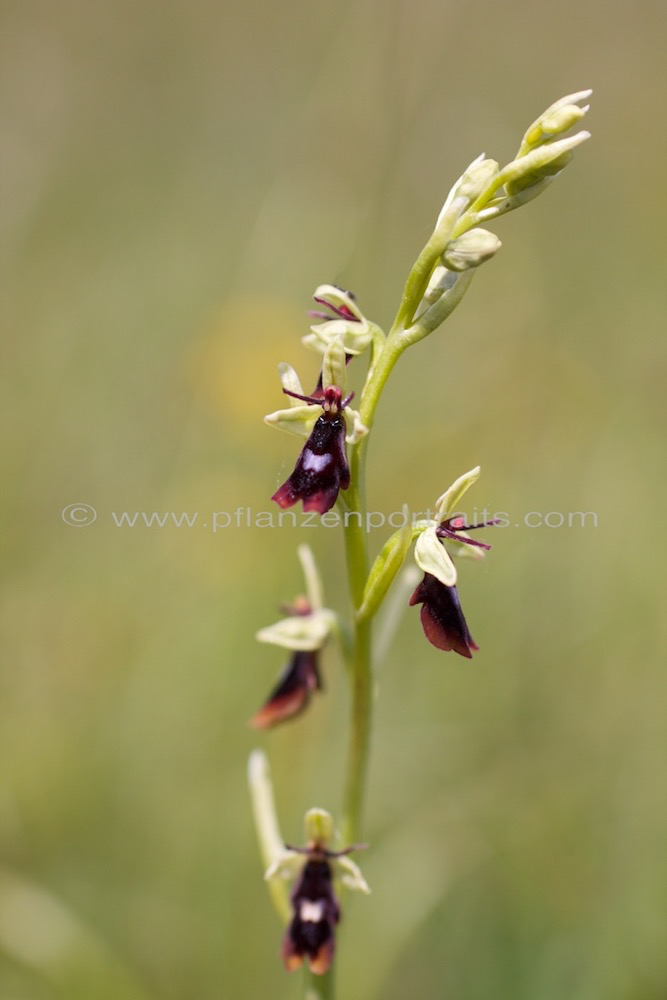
[{"left": 247, "top": 91, "right": 592, "bottom": 998}]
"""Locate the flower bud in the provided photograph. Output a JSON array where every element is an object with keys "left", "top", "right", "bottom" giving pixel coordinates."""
[
  {"left": 435, "top": 156, "right": 500, "bottom": 230},
  {"left": 443, "top": 228, "right": 502, "bottom": 272},
  {"left": 304, "top": 284, "right": 373, "bottom": 356},
  {"left": 457, "top": 157, "right": 500, "bottom": 203},
  {"left": 504, "top": 130, "right": 591, "bottom": 195},
  {"left": 422, "top": 264, "right": 453, "bottom": 304},
  {"left": 519, "top": 89, "right": 592, "bottom": 154}
]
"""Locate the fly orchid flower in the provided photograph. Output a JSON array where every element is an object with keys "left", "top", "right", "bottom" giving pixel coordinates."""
[
  {"left": 303, "top": 284, "right": 375, "bottom": 358},
  {"left": 266, "top": 339, "right": 367, "bottom": 514},
  {"left": 251, "top": 547, "right": 336, "bottom": 728},
  {"left": 264, "top": 809, "right": 369, "bottom": 976},
  {"left": 272, "top": 385, "right": 353, "bottom": 514},
  {"left": 410, "top": 466, "right": 499, "bottom": 657}
]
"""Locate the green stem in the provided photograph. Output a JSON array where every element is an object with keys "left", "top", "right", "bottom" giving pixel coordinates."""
[
  {"left": 341, "top": 613, "right": 372, "bottom": 846},
  {"left": 338, "top": 315, "right": 420, "bottom": 847},
  {"left": 340, "top": 439, "right": 373, "bottom": 847},
  {"left": 304, "top": 966, "right": 334, "bottom": 999}
]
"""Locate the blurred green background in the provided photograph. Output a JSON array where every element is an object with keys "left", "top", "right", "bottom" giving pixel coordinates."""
[{"left": 1, "top": 0, "right": 665, "bottom": 997}]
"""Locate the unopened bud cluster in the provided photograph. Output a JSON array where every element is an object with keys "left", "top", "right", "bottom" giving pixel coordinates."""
[{"left": 413, "top": 90, "right": 591, "bottom": 336}]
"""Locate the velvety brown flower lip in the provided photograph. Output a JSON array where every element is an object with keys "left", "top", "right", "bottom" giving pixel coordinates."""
[
  {"left": 250, "top": 649, "right": 322, "bottom": 729},
  {"left": 409, "top": 572, "right": 478, "bottom": 657},
  {"left": 283, "top": 854, "right": 339, "bottom": 975},
  {"left": 271, "top": 386, "right": 353, "bottom": 515},
  {"left": 282, "top": 839, "right": 366, "bottom": 976}
]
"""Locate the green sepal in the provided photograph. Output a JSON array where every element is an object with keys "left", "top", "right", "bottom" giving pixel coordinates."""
[
  {"left": 264, "top": 362, "right": 319, "bottom": 437},
  {"left": 264, "top": 851, "right": 303, "bottom": 883},
  {"left": 256, "top": 608, "right": 336, "bottom": 651},
  {"left": 414, "top": 525, "right": 457, "bottom": 587},
  {"left": 336, "top": 855, "right": 371, "bottom": 894},
  {"left": 264, "top": 401, "right": 319, "bottom": 437},
  {"left": 297, "top": 543, "right": 323, "bottom": 611},
  {"left": 305, "top": 808, "right": 333, "bottom": 846},
  {"left": 277, "top": 362, "right": 306, "bottom": 402},
  {"left": 435, "top": 465, "right": 481, "bottom": 522}
]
